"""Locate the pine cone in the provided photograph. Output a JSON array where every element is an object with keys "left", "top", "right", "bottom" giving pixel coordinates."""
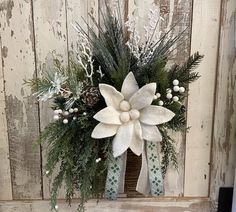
[{"left": 81, "top": 86, "right": 100, "bottom": 106}]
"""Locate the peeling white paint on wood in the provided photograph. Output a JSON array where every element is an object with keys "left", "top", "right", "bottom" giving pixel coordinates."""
[
  {"left": 0, "top": 198, "right": 211, "bottom": 212},
  {"left": 67, "top": 0, "right": 88, "bottom": 54},
  {"left": 159, "top": 0, "right": 193, "bottom": 196},
  {"left": 0, "top": 37, "right": 12, "bottom": 200},
  {"left": 0, "top": 0, "right": 41, "bottom": 199},
  {"left": 210, "top": 0, "right": 236, "bottom": 201},
  {"left": 127, "top": 0, "right": 193, "bottom": 197},
  {"left": 32, "top": 0, "right": 69, "bottom": 199},
  {"left": 185, "top": 0, "right": 222, "bottom": 196}
]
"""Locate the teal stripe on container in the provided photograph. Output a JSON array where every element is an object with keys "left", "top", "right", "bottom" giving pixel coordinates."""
[
  {"left": 146, "top": 141, "right": 164, "bottom": 196},
  {"left": 104, "top": 154, "right": 125, "bottom": 200}
]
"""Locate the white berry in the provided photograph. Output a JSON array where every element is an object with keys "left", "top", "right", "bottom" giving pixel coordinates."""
[
  {"left": 55, "top": 205, "right": 59, "bottom": 210},
  {"left": 57, "top": 109, "right": 62, "bottom": 114},
  {"left": 179, "top": 87, "right": 185, "bottom": 93},
  {"left": 64, "top": 111, "right": 69, "bottom": 116},
  {"left": 173, "top": 86, "right": 180, "bottom": 92},
  {"left": 96, "top": 158, "right": 101, "bottom": 163},
  {"left": 153, "top": 95, "right": 158, "bottom": 100},
  {"left": 53, "top": 115, "right": 60, "bottom": 121},
  {"left": 156, "top": 93, "right": 161, "bottom": 98},
  {"left": 158, "top": 100, "right": 164, "bottom": 106},
  {"left": 166, "top": 88, "right": 172, "bottom": 93},
  {"left": 83, "top": 112, "right": 87, "bottom": 116},
  {"left": 173, "top": 79, "right": 179, "bottom": 86},
  {"left": 166, "top": 93, "right": 173, "bottom": 99},
  {"left": 46, "top": 170, "right": 50, "bottom": 175},
  {"left": 69, "top": 108, "right": 74, "bottom": 113},
  {"left": 173, "top": 96, "right": 179, "bottom": 102},
  {"left": 63, "top": 119, "right": 68, "bottom": 124},
  {"left": 73, "top": 116, "right": 77, "bottom": 120},
  {"left": 54, "top": 110, "right": 59, "bottom": 114},
  {"left": 73, "top": 108, "right": 78, "bottom": 112}
]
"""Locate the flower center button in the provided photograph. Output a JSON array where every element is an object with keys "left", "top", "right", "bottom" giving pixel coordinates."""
[
  {"left": 120, "top": 112, "right": 131, "bottom": 123},
  {"left": 119, "top": 100, "right": 131, "bottom": 112},
  {"left": 129, "top": 109, "right": 140, "bottom": 120}
]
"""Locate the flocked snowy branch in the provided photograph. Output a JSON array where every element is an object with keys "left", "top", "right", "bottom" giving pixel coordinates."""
[
  {"left": 72, "top": 24, "right": 104, "bottom": 85},
  {"left": 125, "top": 4, "right": 165, "bottom": 66}
]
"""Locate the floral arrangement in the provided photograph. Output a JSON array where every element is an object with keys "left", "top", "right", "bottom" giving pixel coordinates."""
[{"left": 26, "top": 2, "right": 203, "bottom": 212}]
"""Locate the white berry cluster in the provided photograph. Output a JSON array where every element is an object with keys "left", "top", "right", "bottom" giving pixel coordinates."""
[
  {"left": 53, "top": 108, "right": 79, "bottom": 124},
  {"left": 165, "top": 79, "right": 185, "bottom": 102},
  {"left": 95, "top": 158, "right": 101, "bottom": 163},
  {"left": 153, "top": 79, "right": 185, "bottom": 106},
  {"left": 153, "top": 92, "right": 164, "bottom": 106}
]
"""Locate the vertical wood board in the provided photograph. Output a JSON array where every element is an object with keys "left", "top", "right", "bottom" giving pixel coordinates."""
[
  {"left": 32, "top": 0, "right": 69, "bottom": 199},
  {"left": 0, "top": 37, "right": 12, "bottom": 200},
  {"left": 210, "top": 0, "right": 236, "bottom": 201},
  {"left": 66, "top": 0, "right": 88, "bottom": 55},
  {"left": 184, "top": 0, "right": 222, "bottom": 196},
  {"left": 126, "top": 0, "right": 193, "bottom": 196},
  {"left": 0, "top": 0, "right": 42, "bottom": 199},
  {"left": 159, "top": 0, "right": 192, "bottom": 197}
]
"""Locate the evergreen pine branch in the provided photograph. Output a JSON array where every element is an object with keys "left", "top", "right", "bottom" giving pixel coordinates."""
[
  {"left": 169, "top": 52, "right": 204, "bottom": 85},
  {"left": 160, "top": 129, "right": 178, "bottom": 177},
  {"left": 164, "top": 104, "right": 187, "bottom": 132}
]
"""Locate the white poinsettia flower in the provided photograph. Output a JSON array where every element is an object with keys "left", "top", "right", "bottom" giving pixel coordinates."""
[{"left": 92, "top": 72, "right": 175, "bottom": 157}]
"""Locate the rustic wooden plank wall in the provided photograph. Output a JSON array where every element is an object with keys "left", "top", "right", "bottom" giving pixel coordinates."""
[
  {"left": 32, "top": 0, "right": 69, "bottom": 199},
  {"left": 184, "top": 0, "right": 222, "bottom": 196},
  {"left": 0, "top": 0, "right": 235, "bottom": 210},
  {"left": 0, "top": 36, "right": 12, "bottom": 200},
  {"left": 0, "top": 0, "right": 42, "bottom": 199},
  {"left": 159, "top": 0, "right": 193, "bottom": 197},
  {"left": 0, "top": 198, "right": 211, "bottom": 212},
  {"left": 210, "top": 0, "right": 236, "bottom": 202}
]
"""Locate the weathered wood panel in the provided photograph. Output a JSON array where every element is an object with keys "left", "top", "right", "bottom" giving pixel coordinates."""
[
  {"left": 0, "top": 37, "right": 12, "bottom": 200},
  {"left": 210, "top": 0, "right": 236, "bottom": 202},
  {"left": 0, "top": 0, "right": 41, "bottom": 199},
  {"left": 115, "top": 0, "right": 192, "bottom": 197},
  {"left": 159, "top": 0, "right": 193, "bottom": 197},
  {"left": 184, "top": 0, "right": 222, "bottom": 196},
  {"left": 0, "top": 198, "right": 211, "bottom": 212},
  {"left": 66, "top": 0, "right": 88, "bottom": 54},
  {"left": 32, "top": 0, "right": 69, "bottom": 199}
]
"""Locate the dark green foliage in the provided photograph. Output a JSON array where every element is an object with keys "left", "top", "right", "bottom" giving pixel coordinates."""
[
  {"left": 168, "top": 52, "right": 203, "bottom": 86},
  {"left": 38, "top": 107, "right": 113, "bottom": 212},
  {"left": 160, "top": 129, "right": 178, "bottom": 177}
]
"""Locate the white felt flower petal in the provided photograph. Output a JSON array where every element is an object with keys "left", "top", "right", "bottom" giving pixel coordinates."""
[
  {"left": 99, "top": 84, "right": 124, "bottom": 109},
  {"left": 141, "top": 123, "right": 162, "bottom": 142},
  {"left": 91, "top": 123, "right": 118, "bottom": 139},
  {"left": 121, "top": 72, "right": 139, "bottom": 100},
  {"left": 129, "top": 83, "right": 156, "bottom": 110},
  {"left": 129, "top": 121, "right": 143, "bottom": 156},
  {"left": 94, "top": 106, "right": 122, "bottom": 125},
  {"left": 140, "top": 105, "right": 175, "bottom": 125},
  {"left": 113, "top": 121, "right": 134, "bottom": 157}
]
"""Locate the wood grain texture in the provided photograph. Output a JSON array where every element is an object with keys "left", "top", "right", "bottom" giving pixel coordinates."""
[
  {"left": 66, "top": 0, "right": 88, "bottom": 54},
  {"left": 0, "top": 0, "right": 41, "bottom": 199},
  {"left": 159, "top": 0, "right": 193, "bottom": 196},
  {"left": 0, "top": 198, "right": 211, "bottom": 212},
  {"left": 0, "top": 37, "right": 12, "bottom": 200},
  {"left": 32, "top": 0, "right": 68, "bottom": 199},
  {"left": 210, "top": 0, "right": 236, "bottom": 201},
  {"left": 184, "top": 0, "right": 222, "bottom": 196}
]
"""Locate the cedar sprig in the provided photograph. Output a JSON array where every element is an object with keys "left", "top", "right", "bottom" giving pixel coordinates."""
[{"left": 160, "top": 129, "right": 178, "bottom": 177}]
